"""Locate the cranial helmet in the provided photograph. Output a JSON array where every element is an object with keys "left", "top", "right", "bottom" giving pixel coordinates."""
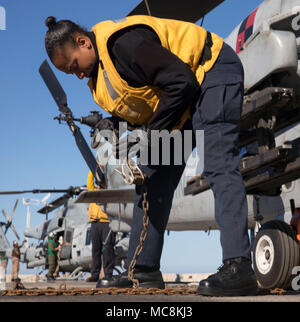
[{"left": 49, "top": 232, "right": 56, "bottom": 238}]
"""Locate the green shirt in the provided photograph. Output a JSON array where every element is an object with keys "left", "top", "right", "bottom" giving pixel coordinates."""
[{"left": 48, "top": 238, "right": 58, "bottom": 257}]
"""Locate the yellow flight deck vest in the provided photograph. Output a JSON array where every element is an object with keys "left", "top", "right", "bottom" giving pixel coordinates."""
[
  {"left": 87, "top": 171, "right": 109, "bottom": 223},
  {"left": 88, "top": 15, "right": 223, "bottom": 130}
]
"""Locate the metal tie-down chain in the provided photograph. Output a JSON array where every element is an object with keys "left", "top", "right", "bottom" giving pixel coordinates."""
[
  {"left": 127, "top": 186, "right": 149, "bottom": 288},
  {"left": 0, "top": 284, "right": 200, "bottom": 297},
  {"left": 119, "top": 158, "right": 150, "bottom": 288}
]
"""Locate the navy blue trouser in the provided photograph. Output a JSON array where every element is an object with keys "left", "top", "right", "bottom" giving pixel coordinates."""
[
  {"left": 91, "top": 222, "right": 116, "bottom": 278},
  {"left": 124, "top": 43, "right": 251, "bottom": 271}
]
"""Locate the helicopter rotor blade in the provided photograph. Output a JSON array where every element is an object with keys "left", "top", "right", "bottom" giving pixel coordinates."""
[
  {"left": 1, "top": 209, "right": 10, "bottom": 223},
  {"left": 0, "top": 190, "right": 36, "bottom": 195},
  {"left": 9, "top": 199, "right": 19, "bottom": 222},
  {"left": 1, "top": 201, "right": 25, "bottom": 240},
  {"left": 9, "top": 224, "right": 20, "bottom": 240},
  {"left": 128, "top": 0, "right": 225, "bottom": 23},
  {"left": 2, "top": 207, "right": 19, "bottom": 237},
  {"left": 37, "top": 193, "right": 73, "bottom": 214},
  {"left": 0, "top": 188, "right": 77, "bottom": 195},
  {"left": 39, "top": 60, "right": 70, "bottom": 114},
  {"left": 73, "top": 128, "right": 106, "bottom": 185},
  {"left": 2, "top": 210, "right": 10, "bottom": 236},
  {"left": 39, "top": 60, "right": 105, "bottom": 186},
  {"left": 41, "top": 193, "right": 51, "bottom": 204}
]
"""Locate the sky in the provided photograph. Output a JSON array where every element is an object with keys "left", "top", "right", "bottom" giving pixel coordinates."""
[{"left": 0, "top": 0, "right": 264, "bottom": 276}]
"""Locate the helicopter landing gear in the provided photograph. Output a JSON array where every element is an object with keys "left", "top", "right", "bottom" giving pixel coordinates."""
[{"left": 253, "top": 220, "right": 300, "bottom": 290}]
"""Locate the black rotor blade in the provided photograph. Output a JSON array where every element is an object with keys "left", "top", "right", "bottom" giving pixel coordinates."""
[
  {"left": 37, "top": 193, "right": 72, "bottom": 214},
  {"left": 0, "top": 190, "right": 36, "bottom": 195},
  {"left": 39, "top": 60, "right": 105, "bottom": 186},
  {"left": 39, "top": 60, "right": 70, "bottom": 114},
  {"left": 75, "top": 188, "right": 135, "bottom": 204},
  {"left": 0, "top": 189, "right": 73, "bottom": 195},
  {"left": 128, "top": 0, "right": 225, "bottom": 23},
  {"left": 73, "top": 128, "right": 105, "bottom": 185}
]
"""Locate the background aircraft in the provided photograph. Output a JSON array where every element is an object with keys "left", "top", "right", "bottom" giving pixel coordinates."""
[{"left": 0, "top": 188, "right": 129, "bottom": 278}]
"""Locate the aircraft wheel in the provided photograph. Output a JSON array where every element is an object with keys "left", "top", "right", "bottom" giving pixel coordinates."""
[{"left": 253, "top": 220, "right": 300, "bottom": 290}]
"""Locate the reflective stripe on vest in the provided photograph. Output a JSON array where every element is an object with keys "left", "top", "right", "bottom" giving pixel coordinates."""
[{"left": 103, "top": 70, "right": 119, "bottom": 100}]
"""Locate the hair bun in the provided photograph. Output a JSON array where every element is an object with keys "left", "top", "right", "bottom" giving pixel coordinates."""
[{"left": 45, "top": 16, "right": 57, "bottom": 29}]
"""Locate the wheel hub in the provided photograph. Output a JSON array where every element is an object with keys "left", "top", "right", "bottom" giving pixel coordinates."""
[{"left": 255, "top": 235, "right": 275, "bottom": 275}]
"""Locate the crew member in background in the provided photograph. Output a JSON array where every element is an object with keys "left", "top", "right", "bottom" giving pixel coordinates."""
[
  {"left": 11, "top": 240, "right": 25, "bottom": 282},
  {"left": 47, "top": 232, "right": 59, "bottom": 281},
  {"left": 53, "top": 235, "right": 64, "bottom": 278},
  {"left": 86, "top": 170, "right": 116, "bottom": 285}
]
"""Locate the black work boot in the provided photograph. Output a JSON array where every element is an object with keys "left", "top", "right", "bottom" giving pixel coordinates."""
[
  {"left": 197, "top": 257, "right": 258, "bottom": 297},
  {"left": 46, "top": 275, "right": 55, "bottom": 282},
  {"left": 86, "top": 275, "right": 99, "bottom": 283},
  {"left": 96, "top": 268, "right": 165, "bottom": 289}
]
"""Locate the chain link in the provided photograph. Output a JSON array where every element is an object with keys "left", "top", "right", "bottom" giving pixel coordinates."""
[
  {"left": 127, "top": 187, "right": 149, "bottom": 288},
  {"left": 0, "top": 284, "right": 199, "bottom": 297},
  {"left": 118, "top": 157, "right": 150, "bottom": 289},
  {"left": 0, "top": 284, "right": 284, "bottom": 297},
  {"left": 0, "top": 282, "right": 283, "bottom": 297}
]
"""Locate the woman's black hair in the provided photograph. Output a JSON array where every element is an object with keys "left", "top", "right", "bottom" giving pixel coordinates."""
[{"left": 45, "top": 16, "right": 89, "bottom": 59}]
